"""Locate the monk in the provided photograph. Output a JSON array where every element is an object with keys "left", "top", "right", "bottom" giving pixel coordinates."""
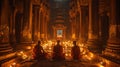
[
  {"left": 33, "top": 41, "right": 46, "bottom": 60},
  {"left": 52, "top": 40, "right": 65, "bottom": 61},
  {"left": 71, "top": 41, "right": 80, "bottom": 60}
]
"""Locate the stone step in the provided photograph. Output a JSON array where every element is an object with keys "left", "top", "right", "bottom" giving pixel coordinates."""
[{"left": 0, "top": 43, "right": 14, "bottom": 56}]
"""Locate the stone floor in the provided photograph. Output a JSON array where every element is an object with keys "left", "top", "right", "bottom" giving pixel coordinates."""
[
  {"left": 17, "top": 56, "right": 120, "bottom": 67},
  {"left": 20, "top": 60, "right": 98, "bottom": 67}
]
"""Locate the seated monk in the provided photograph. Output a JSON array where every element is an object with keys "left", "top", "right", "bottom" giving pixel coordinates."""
[
  {"left": 33, "top": 41, "right": 47, "bottom": 60},
  {"left": 52, "top": 40, "right": 65, "bottom": 61},
  {"left": 71, "top": 41, "right": 80, "bottom": 60}
]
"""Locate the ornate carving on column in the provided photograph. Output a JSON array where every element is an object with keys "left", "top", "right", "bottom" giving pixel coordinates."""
[
  {"left": 21, "top": 0, "right": 32, "bottom": 42},
  {"left": 103, "top": 0, "right": 120, "bottom": 62},
  {"left": 0, "top": 0, "right": 15, "bottom": 62},
  {"left": 32, "top": 5, "right": 40, "bottom": 42},
  {"left": 0, "top": 0, "right": 10, "bottom": 43},
  {"left": 79, "top": 6, "right": 88, "bottom": 43},
  {"left": 31, "top": 0, "right": 50, "bottom": 41},
  {"left": 74, "top": 0, "right": 89, "bottom": 42},
  {"left": 69, "top": 0, "right": 78, "bottom": 40},
  {"left": 7, "top": 0, "right": 16, "bottom": 44},
  {"left": 87, "top": 0, "right": 101, "bottom": 53},
  {"left": 98, "top": 0, "right": 110, "bottom": 51}
]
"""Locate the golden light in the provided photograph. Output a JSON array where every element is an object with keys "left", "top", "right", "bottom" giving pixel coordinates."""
[
  {"left": 20, "top": 51, "right": 23, "bottom": 54},
  {"left": 41, "top": 34, "right": 44, "bottom": 38},
  {"left": 99, "top": 65, "right": 104, "bottom": 67},
  {"left": 97, "top": 62, "right": 105, "bottom": 67},
  {"left": 72, "top": 33, "right": 76, "bottom": 39},
  {"left": 65, "top": 53, "right": 68, "bottom": 56},
  {"left": 22, "top": 54, "right": 28, "bottom": 59},
  {"left": 38, "top": 32, "right": 40, "bottom": 38},
  {"left": 17, "top": 51, "right": 24, "bottom": 56},
  {"left": 28, "top": 33, "right": 32, "bottom": 39},
  {"left": 16, "top": 51, "right": 28, "bottom": 60},
  {"left": 26, "top": 46, "right": 32, "bottom": 50},
  {"left": 9, "top": 62, "right": 16, "bottom": 67},
  {"left": 10, "top": 65, "right": 12, "bottom": 67},
  {"left": 89, "top": 52, "right": 94, "bottom": 58},
  {"left": 12, "top": 62, "right": 16, "bottom": 65},
  {"left": 49, "top": 47, "right": 52, "bottom": 50}
]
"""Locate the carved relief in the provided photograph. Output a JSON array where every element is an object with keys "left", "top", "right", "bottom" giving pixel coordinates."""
[
  {"left": 80, "top": 0, "right": 88, "bottom": 6},
  {"left": 0, "top": 25, "right": 9, "bottom": 43}
]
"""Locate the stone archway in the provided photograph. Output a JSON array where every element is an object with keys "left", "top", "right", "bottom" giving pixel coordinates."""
[{"left": 53, "top": 24, "right": 66, "bottom": 40}]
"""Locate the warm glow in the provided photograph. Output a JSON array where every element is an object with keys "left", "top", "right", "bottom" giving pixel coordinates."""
[
  {"left": 89, "top": 52, "right": 94, "bottom": 58},
  {"left": 97, "top": 63, "right": 104, "bottom": 67},
  {"left": 72, "top": 33, "right": 76, "bottom": 39},
  {"left": 99, "top": 65, "right": 104, "bottom": 67},
  {"left": 41, "top": 34, "right": 44, "bottom": 38},
  {"left": 20, "top": 51, "right": 23, "bottom": 54},
  {"left": 22, "top": 54, "right": 28, "bottom": 59},
  {"left": 17, "top": 51, "right": 28, "bottom": 60},
  {"left": 26, "top": 46, "right": 32, "bottom": 50},
  {"left": 10, "top": 62, "right": 16, "bottom": 67},
  {"left": 65, "top": 53, "right": 68, "bottom": 56}
]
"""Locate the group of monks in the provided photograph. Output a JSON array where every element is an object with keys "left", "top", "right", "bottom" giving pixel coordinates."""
[{"left": 33, "top": 40, "right": 81, "bottom": 61}]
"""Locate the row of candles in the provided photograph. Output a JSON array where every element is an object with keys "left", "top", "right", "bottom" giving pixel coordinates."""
[
  {"left": 9, "top": 40, "right": 111, "bottom": 67},
  {"left": 14, "top": 40, "right": 93, "bottom": 61},
  {"left": 40, "top": 40, "right": 110, "bottom": 67}
]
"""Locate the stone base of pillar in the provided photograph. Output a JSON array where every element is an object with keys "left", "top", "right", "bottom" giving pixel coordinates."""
[
  {"left": 0, "top": 43, "right": 14, "bottom": 56},
  {"left": 103, "top": 38, "right": 120, "bottom": 63},
  {"left": 0, "top": 43, "right": 16, "bottom": 65},
  {"left": 87, "top": 39, "right": 104, "bottom": 53}
]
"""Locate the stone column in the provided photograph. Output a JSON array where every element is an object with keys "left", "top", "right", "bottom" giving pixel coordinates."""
[
  {"left": 70, "top": 18, "right": 73, "bottom": 40},
  {"left": 42, "top": 12, "right": 45, "bottom": 40},
  {"left": 21, "top": 0, "right": 32, "bottom": 42},
  {"left": 104, "top": 0, "right": 120, "bottom": 60},
  {"left": 74, "top": 16, "right": 77, "bottom": 40},
  {"left": 32, "top": 5, "right": 40, "bottom": 42},
  {"left": 98, "top": 0, "right": 110, "bottom": 51},
  {"left": 0, "top": 0, "right": 15, "bottom": 62},
  {"left": 87, "top": 0, "right": 100, "bottom": 53},
  {"left": 0, "top": 0, "right": 1, "bottom": 25},
  {"left": 0, "top": 0, "right": 10, "bottom": 43},
  {"left": 80, "top": 6, "right": 88, "bottom": 43},
  {"left": 72, "top": 17, "right": 76, "bottom": 40},
  {"left": 40, "top": 9, "right": 44, "bottom": 40},
  {"left": 44, "top": 15, "right": 48, "bottom": 40},
  {"left": 9, "top": 0, "right": 16, "bottom": 44},
  {"left": 76, "top": 13, "right": 80, "bottom": 40}
]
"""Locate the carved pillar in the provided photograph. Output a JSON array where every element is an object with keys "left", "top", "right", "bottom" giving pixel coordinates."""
[
  {"left": 98, "top": 0, "right": 110, "bottom": 51},
  {"left": 0, "top": 0, "right": 10, "bottom": 43},
  {"left": 0, "top": 0, "right": 2, "bottom": 25},
  {"left": 42, "top": 12, "right": 45, "bottom": 40},
  {"left": 44, "top": 15, "right": 48, "bottom": 40},
  {"left": 21, "top": 0, "right": 32, "bottom": 43},
  {"left": 9, "top": 1, "right": 16, "bottom": 44},
  {"left": 76, "top": 13, "right": 80, "bottom": 40},
  {"left": 69, "top": 17, "right": 72, "bottom": 40},
  {"left": 87, "top": 0, "right": 100, "bottom": 53},
  {"left": 104, "top": 0, "right": 120, "bottom": 60},
  {"left": 40, "top": 10, "right": 44, "bottom": 40},
  {"left": 72, "top": 17, "right": 76, "bottom": 40},
  {"left": 32, "top": 5, "right": 40, "bottom": 42},
  {"left": 74, "top": 16, "right": 77, "bottom": 39},
  {"left": 0, "top": 0, "right": 15, "bottom": 61},
  {"left": 80, "top": 6, "right": 88, "bottom": 43}
]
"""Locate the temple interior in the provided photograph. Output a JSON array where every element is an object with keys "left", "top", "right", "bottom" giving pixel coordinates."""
[{"left": 0, "top": 0, "right": 120, "bottom": 67}]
